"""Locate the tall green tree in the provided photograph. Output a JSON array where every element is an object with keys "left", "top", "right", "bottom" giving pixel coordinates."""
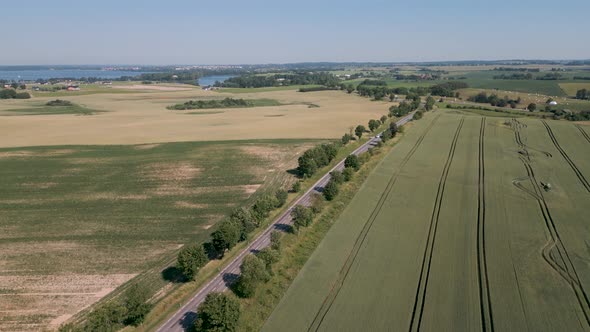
[
  {"left": 270, "top": 230, "right": 282, "bottom": 251},
  {"left": 355, "top": 125, "right": 366, "bottom": 139},
  {"left": 195, "top": 292, "right": 241, "bottom": 332},
  {"left": 527, "top": 103, "right": 537, "bottom": 112},
  {"left": 177, "top": 244, "right": 209, "bottom": 280},
  {"left": 235, "top": 255, "right": 270, "bottom": 298},
  {"left": 229, "top": 207, "right": 257, "bottom": 241},
  {"left": 291, "top": 205, "right": 314, "bottom": 231},
  {"left": 389, "top": 122, "right": 398, "bottom": 137},
  {"left": 344, "top": 154, "right": 360, "bottom": 171},
  {"left": 275, "top": 189, "right": 288, "bottom": 207},
  {"left": 413, "top": 110, "right": 424, "bottom": 120},
  {"left": 211, "top": 220, "right": 240, "bottom": 256},
  {"left": 291, "top": 181, "right": 301, "bottom": 193},
  {"left": 381, "top": 128, "right": 392, "bottom": 142},
  {"left": 84, "top": 301, "right": 127, "bottom": 332},
  {"left": 256, "top": 247, "right": 279, "bottom": 274},
  {"left": 368, "top": 119, "right": 381, "bottom": 132},
  {"left": 323, "top": 178, "right": 339, "bottom": 201},
  {"left": 341, "top": 133, "right": 353, "bottom": 145},
  {"left": 342, "top": 167, "right": 355, "bottom": 182},
  {"left": 252, "top": 194, "right": 279, "bottom": 221},
  {"left": 425, "top": 96, "right": 435, "bottom": 111},
  {"left": 122, "top": 284, "right": 153, "bottom": 326}
]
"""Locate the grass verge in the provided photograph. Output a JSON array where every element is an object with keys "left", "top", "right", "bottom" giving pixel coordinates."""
[{"left": 235, "top": 131, "right": 404, "bottom": 331}]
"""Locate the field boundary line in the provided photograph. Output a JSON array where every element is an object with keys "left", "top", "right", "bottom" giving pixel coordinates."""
[
  {"left": 307, "top": 114, "right": 441, "bottom": 332},
  {"left": 409, "top": 117, "right": 465, "bottom": 332}
]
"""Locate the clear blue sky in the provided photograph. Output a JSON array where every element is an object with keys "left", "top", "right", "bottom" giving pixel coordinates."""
[{"left": 2, "top": 0, "right": 589, "bottom": 65}]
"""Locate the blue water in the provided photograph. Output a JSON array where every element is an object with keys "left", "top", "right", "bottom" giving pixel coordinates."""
[
  {"left": 198, "top": 75, "right": 234, "bottom": 86},
  {"left": 0, "top": 69, "right": 149, "bottom": 81},
  {"left": 0, "top": 69, "right": 235, "bottom": 85}
]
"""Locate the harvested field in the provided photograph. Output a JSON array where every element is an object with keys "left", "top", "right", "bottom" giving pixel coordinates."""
[
  {"left": 264, "top": 111, "right": 590, "bottom": 332},
  {"left": 0, "top": 140, "right": 313, "bottom": 331},
  {"left": 0, "top": 88, "right": 388, "bottom": 148}
]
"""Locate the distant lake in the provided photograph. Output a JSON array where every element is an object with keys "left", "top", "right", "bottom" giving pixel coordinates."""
[
  {"left": 198, "top": 75, "right": 234, "bottom": 86},
  {"left": 0, "top": 69, "right": 150, "bottom": 81}
]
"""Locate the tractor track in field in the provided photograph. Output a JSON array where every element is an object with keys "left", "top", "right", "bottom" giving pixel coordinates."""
[
  {"left": 576, "top": 124, "right": 590, "bottom": 144},
  {"left": 542, "top": 120, "right": 590, "bottom": 193},
  {"left": 307, "top": 114, "right": 441, "bottom": 332},
  {"left": 510, "top": 119, "right": 550, "bottom": 200},
  {"left": 408, "top": 117, "right": 464, "bottom": 332},
  {"left": 477, "top": 117, "right": 494, "bottom": 332},
  {"left": 512, "top": 121, "right": 590, "bottom": 327}
]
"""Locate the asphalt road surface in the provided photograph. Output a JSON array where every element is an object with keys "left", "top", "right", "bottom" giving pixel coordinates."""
[{"left": 157, "top": 112, "right": 415, "bottom": 332}]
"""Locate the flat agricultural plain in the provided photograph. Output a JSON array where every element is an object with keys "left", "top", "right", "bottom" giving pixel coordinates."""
[
  {"left": 0, "top": 83, "right": 390, "bottom": 330},
  {"left": 264, "top": 110, "right": 590, "bottom": 331},
  {"left": 0, "top": 140, "right": 314, "bottom": 331},
  {"left": 0, "top": 84, "right": 388, "bottom": 148}
]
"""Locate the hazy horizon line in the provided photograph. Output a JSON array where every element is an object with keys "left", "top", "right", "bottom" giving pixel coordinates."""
[{"left": 1, "top": 58, "right": 590, "bottom": 68}]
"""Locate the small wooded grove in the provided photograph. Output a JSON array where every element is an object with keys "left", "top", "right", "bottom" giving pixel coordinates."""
[
  {"left": 218, "top": 72, "right": 341, "bottom": 88},
  {"left": 347, "top": 81, "right": 467, "bottom": 100},
  {"left": 168, "top": 98, "right": 252, "bottom": 110},
  {"left": 0, "top": 88, "right": 30, "bottom": 99}
]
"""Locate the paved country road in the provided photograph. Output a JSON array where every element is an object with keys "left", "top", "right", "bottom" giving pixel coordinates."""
[{"left": 157, "top": 112, "right": 415, "bottom": 332}]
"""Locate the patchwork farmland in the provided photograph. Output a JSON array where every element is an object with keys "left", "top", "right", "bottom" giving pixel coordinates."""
[
  {"left": 264, "top": 111, "right": 590, "bottom": 331},
  {"left": 0, "top": 140, "right": 313, "bottom": 331}
]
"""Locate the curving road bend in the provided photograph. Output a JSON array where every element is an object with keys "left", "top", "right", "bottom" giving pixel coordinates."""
[{"left": 157, "top": 112, "right": 415, "bottom": 332}]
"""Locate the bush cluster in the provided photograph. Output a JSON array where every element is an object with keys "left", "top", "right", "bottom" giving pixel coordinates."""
[
  {"left": 297, "top": 144, "right": 338, "bottom": 178},
  {"left": 0, "top": 89, "right": 30, "bottom": 99},
  {"left": 168, "top": 97, "right": 252, "bottom": 110},
  {"left": 46, "top": 99, "right": 73, "bottom": 106}
]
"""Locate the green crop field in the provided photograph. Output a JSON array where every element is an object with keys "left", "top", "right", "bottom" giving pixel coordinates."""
[
  {"left": 560, "top": 82, "right": 590, "bottom": 96},
  {"left": 461, "top": 71, "right": 568, "bottom": 97},
  {"left": 264, "top": 111, "right": 590, "bottom": 331},
  {"left": 0, "top": 139, "right": 313, "bottom": 330}
]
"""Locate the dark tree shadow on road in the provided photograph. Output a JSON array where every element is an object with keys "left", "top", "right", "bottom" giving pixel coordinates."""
[
  {"left": 179, "top": 311, "right": 198, "bottom": 331},
  {"left": 273, "top": 223, "right": 292, "bottom": 233},
  {"left": 222, "top": 272, "right": 240, "bottom": 287}
]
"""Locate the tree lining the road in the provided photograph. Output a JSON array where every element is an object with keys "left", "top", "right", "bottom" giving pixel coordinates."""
[
  {"left": 74, "top": 111, "right": 410, "bottom": 331},
  {"left": 297, "top": 143, "right": 339, "bottom": 178},
  {"left": 195, "top": 292, "right": 241, "bottom": 332}
]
